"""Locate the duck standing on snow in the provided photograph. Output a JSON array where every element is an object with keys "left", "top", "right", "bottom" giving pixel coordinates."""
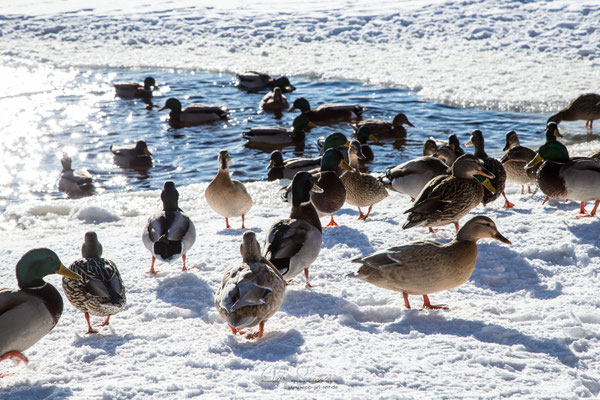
[
  {"left": 110, "top": 140, "right": 153, "bottom": 169},
  {"left": 466, "top": 130, "right": 513, "bottom": 208},
  {"left": 289, "top": 97, "right": 363, "bottom": 125},
  {"left": 526, "top": 122, "right": 600, "bottom": 217},
  {"left": 159, "top": 98, "right": 228, "bottom": 128},
  {"left": 58, "top": 154, "right": 95, "bottom": 197},
  {"left": 351, "top": 112, "right": 413, "bottom": 139},
  {"left": 350, "top": 216, "right": 511, "bottom": 310},
  {"left": 215, "top": 231, "right": 285, "bottom": 340},
  {"left": 547, "top": 93, "right": 600, "bottom": 130},
  {"left": 0, "top": 249, "right": 81, "bottom": 366},
  {"left": 242, "top": 114, "right": 315, "bottom": 147},
  {"left": 264, "top": 172, "right": 323, "bottom": 287},
  {"left": 113, "top": 76, "right": 157, "bottom": 102},
  {"left": 403, "top": 154, "right": 495, "bottom": 232},
  {"left": 143, "top": 181, "right": 196, "bottom": 274},
  {"left": 205, "top": 150, "right": 253, "bottom": 229},
  {"left": 62, "top": 232, "right": 126, "bottom": 334},
  {"left": 260, "top": 87, "right": 289, "bottom": 115},
  {"left": 340, "top": 141, "right": 388, "bottom": 221},
  {"left": 236, "top": 71, "right": 296, "bottom": 93},
  {"left": 500, "top": 130, "right": 538, "bottom": 194}
]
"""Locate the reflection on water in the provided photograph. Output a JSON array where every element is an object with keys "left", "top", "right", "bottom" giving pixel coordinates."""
[{"left": 0, "top": 64, "right": 591, "bottom": 212}]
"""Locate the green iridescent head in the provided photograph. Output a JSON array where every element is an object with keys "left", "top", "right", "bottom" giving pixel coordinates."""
[
  {"left": 269, "top": 150, "right": 284, "bottom": 169},
  {"left": 16, "top": 248, "right": 81, "bottom": 289},
  {"left": 322, "top": 132, "right": 349, "bottom": 152},
  {"left": 291, "top": 97, "right": 311, "bottom": 112},
  {"left": 321, "top": 149, "right": 353, "bottom": 172},
  {"left": 356, "top": 126, "right": 378, "bottom": 145}
]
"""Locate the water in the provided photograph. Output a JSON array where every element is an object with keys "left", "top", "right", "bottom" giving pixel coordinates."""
[{"left": 2, "top": 64, "right": 592, "bottom": 213}]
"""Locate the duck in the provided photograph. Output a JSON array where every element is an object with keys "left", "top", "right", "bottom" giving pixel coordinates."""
[
  {"left": 547, "top": 93, "right": 600, "bottom": 130},
  {"left": 58, "top": 154, "right": 95, "bottom": 197},
  {"left": 500, "top": 130, "right": 538, "bottom": 194},
  {"left": 383, "top": 153, "right": 450, "bottom": 201},
  {"left": 142, "top": 181, "right": 196, "bottom": 274},
  {"left": 242, "top": 114, "right": 315, "bottom": 147},
  {"left": 236, "top": 71, "right": 296, "bottom": 93},
  {"left": 349, "top": 216, "right": 511, "bottom": 310},
  {"left": 62, "top": 232, "right": 126, "bottom": 334},
  {"left": 340, "top": 140, "right": 389, "bottom": 220},
  {"left": 351, "top": 112, "right": 413, "bottom": 139},
  {"left": 316, "top": 129, "right": 377, "bottom": 163},
  {"left": 526, "top": 122, "right": 600, "bottom": 217},
  {"left": 289, "top": 97, "right": 363, "bottom": 125},
  {"left": 259, "top": 87, "right": 289, "bottom": 114},
  {"left": 0, "top": 249, "right": 82, "bottom": 365},
  {"left": 264, "top": 171, "right": 323, "bottom": 287},
  {"left": 113, "top": 76, "right": 156, "bottom": 101},
  {"left": 403, "top": 154, "right": 495, "bottom": 232},
  {"left": 267, "top": 150, "right": 321, "bottom": 181},
  {"left": 423, "top": 138, "right": 438, "bottom": 156},
  {"left": 205, "top": 150, "right": 253, "bottom": 229},
  {"left": 215, "top": 231, "right": 285, "bottom": 340},
  {"left": 110, "top": 140, "right": 152, "bottom": 169},
  {"left": 466, "top": 129, "right": 513, "bottom": 208},
  {"left": 159, "top": 98, "right": 228, "bottom": 127},
  {"left": 352, "top": 126, "right": 379, "bottom": 161}
]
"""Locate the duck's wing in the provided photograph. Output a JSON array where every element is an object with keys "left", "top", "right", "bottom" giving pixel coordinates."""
[
  {"left": 145, "top": 211, "right": 167, "bottom": 243},
  {"left": 113, "top": 82, "right": 141, "bottom": 90},
  {"left": 68, "top": 258, "right": 125, "bottom": 305},
  {"left": 405, "top": 175, "right": 450, "bottom": 213},
  {"left": 264, "top": 218, "right": 313, "bottom": 274},
  {"left": 352, "top": 241, "right": 442, "bottom": 272}
]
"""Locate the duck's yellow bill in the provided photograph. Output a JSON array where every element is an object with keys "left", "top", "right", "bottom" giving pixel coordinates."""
[
  {"left": 465, "top": 139, "right": 473, "bottom": 146},
  {"left": 339, "top": 159, "right": 354, "bottom": 172},
  {"left": 56, "top": 264, "right": 83, "bottom": 281},
  {"left": 368, "top": 134, "right": 380, "bottom": 144},
  {"left": 307, "top": 121, "right": 317, "bottom": 129},
  {"left": 481, "top": 178, "right": 496, "bottom": 194},
  {"left": 268, "top": 159, "right": 275, "bottom": 169},
  {"left": 288, "top": 106, "right": 296, "bottom": 113},
  {"left": 311, "top": 183, "right": 324, "bottom": 194},
  {"left": 525, "top": 153, "right": 543, "bottom": 168},
  {"left": 493, "top": 232, "right": 512, "bottom": 244}
]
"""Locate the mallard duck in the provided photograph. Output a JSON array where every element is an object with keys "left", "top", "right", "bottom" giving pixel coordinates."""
[
  {"left": 547, "top": 93, "right": 600, "bottom": 130},
  {"left": 352, "top": 126, "right": 379, "bottom": 161},
  {"left": 142, "top": 181, "right": 196, "bottom": 274},
  {"left": 526, "top": 122, "right": 600, "bottom": 217},
  {"left": 500, "top": 131, "right": 538, "bottom": 194},
  {"left": 113, "top": 76, "right": 156, "bottom": 100},
  {"left": 351, "top": 112, "right": 413, "bottom": 139},
  {"left": 110, "top": 140, "right": 152, "bottom": 169},
  {"left": 264, "top": 171, "right": 323, "bottom": 287},
  {"left": 0, "top": 249, "right": 81, "bottom": 365},
  {"left": 159, "top": 98, "right": 228, "bottom": 127},
  {"left": 466, "top": 129, "right": 513, "bottom": 208},
  {"left": 315, "top": 132, "right": 352, "bottom": 163},
  {"left": 433, "top": 145, "right": 458, "bottom": 167},
  {"left": 242, "top": 115, "right": 315, "bottom": 147},
  {"left": 349, "top": 216, "right": 510, "bottom": 310},
  {"left": 205, "top": 150, "right": 253, "bottom": 229},
  {"left": 289, "top": 97, "right": 363, "bottom": 125},
  {"left": 62, "top": 232, "right": 126, "bottom": 334},
  {"left": 403, "top": 154, "right": 495, "bottom": 232},
  {"left": 383, "top": 155, "right": 450, "bottom": 201},
  {"left": 267, "top": 150, "right": 321, "bottom": 181},
  {"left": 448, "top": 133, "right": 465, "bottom": 159},
  {"left": 58, "top": 154, "right": 94, "bottom": 197},
  {"left": 260, "top": 87, "right": 289, "bottom": 114},
  {"left": 340, "top": 140, "right": 389, "bottom": 220},
  {"left": 215, "top": 231, "right": 285, "bottom": 339},
  {"left": 236, "top": 71, "right": 296, "bottom": 93},
  {"left": 423, "top": 139, "right": 438, "bottom": 156}
]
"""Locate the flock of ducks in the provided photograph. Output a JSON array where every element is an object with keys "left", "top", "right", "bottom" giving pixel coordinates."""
[{"left": 2, "top": 70, "right": 600, "bottom": 367}]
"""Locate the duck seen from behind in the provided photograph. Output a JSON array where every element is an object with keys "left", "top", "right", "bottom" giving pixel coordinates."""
[
  {"left": 289, "top": 97, "right": 363, "bottom": 125},
  {"left": 260, "top": 87, "right": 289, "bottom": 115},
  {"left": 159, "top": 98, "right": 228, "bottom": 127},
  {"left": 0, "top": 249, "right": 82, "bottom": 366},
  {"left": 264, "top": 172, "right": 323, "bottom": 287},
  {"left": 205, "top": 150, "right": 254, "bottom": 229},
  {"left": 350, "top": 216, "right": 511, "bottom": 310},
  {"left": 62, "top": 232, "right": 126, "bottom": 334},
  {"left": 236, "top": 71, "right": 296, "bottom": 93},
  {"left": 58, "top": 154, "right": 95, "bottom": 197},
  {"left": 547, "top": 93, "right": 600, "bottom": 130},
  {"left": 215, "top": 231, "right": 285, "bottom": 340},
  {"left": 142, "top": 181, "right": 196, "bottom": 274}
]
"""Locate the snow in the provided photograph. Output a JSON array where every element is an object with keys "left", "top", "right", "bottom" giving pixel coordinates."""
[{"left": 1, "top": 181, "right": 600, "bottom": 398}]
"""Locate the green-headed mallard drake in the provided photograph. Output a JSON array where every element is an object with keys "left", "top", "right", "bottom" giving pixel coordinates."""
[
  {"left": 547, "top": 93, "right": 600, "bottom": 130},
  {"left": 159, "top": 98, "right": 228, "bottom": 128},
  {"left": 143, "top": 181, "right": 196, "bottom": 274},
  {"left": 236, "top": 71, "right": 296, "bottom": 93},
  {"left": 352, "top": 126, "right": 379, "bottom": 161},
  {"left": 341, "top": 140, "right": 388, "bottom": 220},
  {"left": 383, "top": 154, "right": 450, "bottom": 201},
  {"left": 466, "top": 129, "right": 513, "bottom": 208},
  {"left": 349, "top": 216, "right": 510, "bottom": 310},
  {"left": 351, "top": 112, "right": 413, "bottom": 139},
  {"left": 315, "top": 132, "right": 352, "bottom": 163},
  {"left": 289, "top": 97, "right": 363, "bottom": 125},
  {"left": 205, "top": 150, "right": 253, "bottom": 229},
  {"left": 264, "top": 171, "right": 323, "bottom": 287},
  {"left": 500, "top": 130, "right": 538, "bottom": 194},
  {"left": 58, "top": 154, "right": 95, "bottom": 197},
  {"left": 526, "top": 122, "right": 600, "bottom": 217},
  {"left": 267, "top": 150, "right": 321, "bottom": 181},
  {"left": 113, "top": 76, "right": 156, "bottom": 101},
  {"left": 110, "top": 140, "right": 153, "bottom": 170},
  {"left": 260, "top": 87, "right": 289, "bottom": 114},
  {"left": 242, "top": 114, "right": 315, "bottom": 147},
  {"left": 403, "top": 154, "right": 495, "bottom": 232},
  {"left": 215, "top": 231, "right": 285, "bottom": 340},
  {"left": 62, "top": 232, "right": 126, "bottom": 334},
  {"left": 0, "top": 249, "right": 81, "bottom": 365},
  {"left": 311, "top": 149, "right": 353, "bottom": 227}
]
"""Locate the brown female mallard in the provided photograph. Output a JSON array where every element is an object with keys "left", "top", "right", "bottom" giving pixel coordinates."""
[
  {"left": 500, "top": 130, "right": 538, "bottom": 194},
  {"left": 547, "top": 93, "right": 600, "bottom": 130},
  {"left": 351, "top": 112, "right": 413, "bottom": 139}
]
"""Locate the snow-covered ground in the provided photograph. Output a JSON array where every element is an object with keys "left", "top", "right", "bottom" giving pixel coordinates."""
[{"left": 1, "top": 181, "right": 599, "bottom": 398}]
